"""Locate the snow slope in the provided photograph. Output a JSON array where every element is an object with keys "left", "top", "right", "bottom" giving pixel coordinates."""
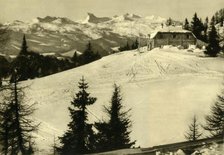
[{"left": 21, "top": 47, "right": 224, "bottom": 154}]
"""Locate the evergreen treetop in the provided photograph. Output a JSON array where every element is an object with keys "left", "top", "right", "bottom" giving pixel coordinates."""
[
  {"left": 58, "top": 77, "right": 97, "bottom": 155},
  {"left": 166, "top": 17, "right": 173, "bottom": 26},
  {"left": 20, "top": 35, "right": 28, "bottom": 55},
  {"left": 213, "top": 8, "right": 224, "bottom": 25},
  {"left": 205, "top": 16, "right": 220, "bottom": 57},
  {"left": 185, "top": 115, "right": 202, "bottom": 141},
  {"left": 94, "top": 84, "right": 135, "bottom": 152},
  {"left": 73, "top": 77, "right": 96, "bottom": 108},
  {"left": 204, "top": 17, "right": 209, "bottom": 32},
  {"left": 191, "top": 13, "right": 205, "bottom": 41},
  {"left": 80, "top": 42, "right": 101, "bottom": 65},
  {"left": 183, "top": 18, "right": 190, "bottom": 30}
]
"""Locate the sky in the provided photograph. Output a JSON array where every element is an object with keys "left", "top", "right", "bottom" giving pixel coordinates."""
[{"left": 0, "top": 0, "right": 223, "bottom": 23}]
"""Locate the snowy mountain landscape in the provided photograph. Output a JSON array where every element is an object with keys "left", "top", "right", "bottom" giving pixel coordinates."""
[
  {"left": 0, "top": 13, "right": 165, "bottom": 56},
  {"left": 0, "top": 1, "right": 224, "bottom": 155},
  {"left": 19, "top": 46, "right": 224, "bottom": 154}
]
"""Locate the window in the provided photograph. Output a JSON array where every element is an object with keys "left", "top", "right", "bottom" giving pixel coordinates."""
[{"left": 186, "top": 34, "right": 190, "bottom": 39}]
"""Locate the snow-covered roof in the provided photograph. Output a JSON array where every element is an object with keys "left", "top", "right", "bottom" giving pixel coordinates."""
[{"left": 149, "top": 26, "right": 193, "bottom": 39}]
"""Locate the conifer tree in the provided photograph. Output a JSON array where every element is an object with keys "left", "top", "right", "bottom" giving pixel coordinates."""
[
  {"left": 205, "top": 16, "right": 220, "bottom": 57},
  {"left": 0, "top": 71, "right": 38, "bottom": 155},
  {"left": 80, "top": 42, "right": 101, "bottom": 65},
  {"left": 125, "top": 41, "right": 130, "bottom": 50},
  {"left": 83, "top": 42, "right": 92, "bottom": 63},
  {"left": 204, "top": 17, "right": 209, "bottom": 32},
  {"left": 135, "top": 39, "right": 139, "bottom": 49},
  {"left": 185, "top": 115, "right": 202, "bottom": 141},
  {"left": 166, "top": 17, "right": 173, "bottom": 26},
  {"left": 214, "top": 8, "right": 224, "bottom": 24},
  {"left": 183, "top": 18, "right": 190, "bottom": 30},
  {"left": 220, "top": 17, "right": 223, "bottom": 27},
  {"left": 0, "top": 100, "right": 14, "bottom": 155},
  {"left": 191, "top": 13, "right": 204, "bottom": 40},
  {"left": 58, "top": 77, "right": 97, "bottom": 155},
  {"left": 95, "top": 84, "right": 135, "bottom": 152},
  {"left": 132, "top": 39, "right": 139, "bottom": 50},
  {"left": 11, "top": 35, "right": 30, "bottom": 81},
  {"left": 72, "top": 51, "right": 79, "bottom": 67},
  {"left": 203, "top": 17, "right": 209, "bottom": 42},
  {"left": 20, "top": 35, "right": 28, "bottom": 55},
  {"left": 203, "top": 92, "right": 224, "bottom": 137},
  {"left": 214, "top": 12, "right": 220, "bottom": 24}
]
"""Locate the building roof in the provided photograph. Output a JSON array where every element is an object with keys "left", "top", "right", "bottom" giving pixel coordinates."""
[{"left": 149, "top": 26, "right": 194, "bottom": 39}]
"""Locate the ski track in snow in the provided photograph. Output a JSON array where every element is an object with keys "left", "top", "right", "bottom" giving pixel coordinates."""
[{"left": 19, "top": 47, "right": 224, "bottom": 154}]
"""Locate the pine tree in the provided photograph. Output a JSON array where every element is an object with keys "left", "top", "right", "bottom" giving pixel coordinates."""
[
  {"left": 135, "top": 39, "right": 139, "bottom": 49},
  {"left": 20, "top": 35, "right": 28, "bottom": 55},
  {"left": 131, "top": 39, "right": 139, "bottom": 50},
  {"left": 220, "top": 17, "right": 223, "bottom": 27},
  {"left": 203, "top": 93, "right": 224, "bottom": 137},
  {"left": 214, "top": 12, "right": 220, "bottom": 24},
  {"left": 10, "top": 35, "right": 30, "bottom": 81},
  {"left": 204, "top": 17, "right": 209, "bottom": 32},
  {"left": 119, "top": 41, "right": 131, "bottom": 51},
  {"left": 183, "top": 18, "right": 190, "bottom": 30},
  {"left": 72, "top": 51, "right": 79, "bottom": 67},
  {"left": 191, "top": 13, "right": 204, "bottom": 40},
  {"left": 210, "top": 16, "right": 215, "bottom": 26},
  {"left": 0, "top": 56, "right": 10, "bottom": 80},
  {"left": 0, "top": 71, "right": 38, "bottom": 155},
  {"left": 205, "top": 16, "right": 220, "bottom": 57},
  {"left": 11, "top": 71, "right": 38, "bottom": 155},
  {"left": 83, "top": 42, "right": 92, "bottom": 63},
  {"left": 0, "top": 100, "right": 14, "bottom": 155},
  {"left": 0, "top": 80, "right": 12, "bottom": 155},
  {"left": 58, "top": 77, "right": 97, "bottom": 155},
  {"left": 95, "top": 84, "right": 135, "bottom": 152},
  {"left": 203, "top": 17, "right": 209, "bottom": 42},
  {"left": 185, "top": 115, "right": 202, "bottom": 141},
  {"left": 80, "top": 42, "right": 101, "bottom": 65},
  {"left": 125, "top": 41, "right": 130, "bottom": 50},
  {"left": 166, "top": 17, "right": 173, "bottom": 26}
]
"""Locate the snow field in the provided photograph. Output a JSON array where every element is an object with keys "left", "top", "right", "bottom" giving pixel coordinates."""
[{"left": 21, "top": 47, "right": 224, "bottom": 153}]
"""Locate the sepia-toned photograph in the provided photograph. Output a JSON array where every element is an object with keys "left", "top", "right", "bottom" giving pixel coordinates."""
[{"left": 0, "top": 0, "right": 223, "bottom": 154}]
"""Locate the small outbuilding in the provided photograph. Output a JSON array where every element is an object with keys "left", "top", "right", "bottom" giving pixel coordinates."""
[{"left": 148, "top": 29, "right": 197, "bottom": 50}]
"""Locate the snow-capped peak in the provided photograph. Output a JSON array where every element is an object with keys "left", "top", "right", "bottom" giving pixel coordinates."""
[
  {"left": 83, "top": 13, "right": 111, "bottom": 24},
  {"left": 124, "top": 13, "right": 141, "bottom": 19},
  {"left": 11, "top": 20, "right": 25, "bottom": 25},
  {"left": 36, "top": 16, "right": 76, "bottom": 25},
  {"left": 30, "top": 18, "right": 39, "bottom": 24},
  {"left": 145, "top": 15, "right": 166, "bottom": 23},
  {"left": 111, "top": 13, "right": 141, "bottom": 22}
]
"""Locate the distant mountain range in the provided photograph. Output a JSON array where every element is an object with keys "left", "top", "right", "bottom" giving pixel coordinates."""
[{"left": 0, "top": 13, "right": 166, "bottom": 57}]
